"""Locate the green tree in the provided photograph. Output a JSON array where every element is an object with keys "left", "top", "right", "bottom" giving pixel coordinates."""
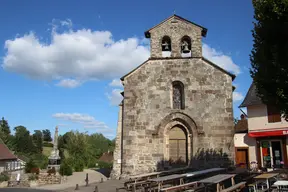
[
  {"left": 0, "top": 117, "right": 11, "bottom": 143},
  {"left": 42, "top": 129, "right": 52, "bottom": 142},
  {"left": 14, "top": 126, "right": 37, "bottom": 154},
  {"left": 32, "top": 130, "right": 43, "bottom": 153},
  {"left": 250, "top": 0, "right": 288, "bottom": 120},
  {"left": 0, "top": 117, "right": 10, "bottom": 135}
]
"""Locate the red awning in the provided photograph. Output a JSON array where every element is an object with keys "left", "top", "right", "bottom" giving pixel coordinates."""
[{"left": 249, "top": 129, "right": 288, "bottom": 137}]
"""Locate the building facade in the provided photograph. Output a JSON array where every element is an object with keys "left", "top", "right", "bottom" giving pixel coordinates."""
[
  {"left": 111, "top": 15, "right": 236, "bottom": 178},
  {"left": 236, "top": 82, "right": 288, "bottom": 170},
  {"left": 0, "top": 140, "right": 17, "bottom": 173}
]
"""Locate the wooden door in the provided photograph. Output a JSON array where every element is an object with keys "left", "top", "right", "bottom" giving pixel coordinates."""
[
  {"left": 169, "top": 126, "right": 187, "bottom": 164},
  {"left": 235, "top": 148, "right": 249, "bottom": 168}
]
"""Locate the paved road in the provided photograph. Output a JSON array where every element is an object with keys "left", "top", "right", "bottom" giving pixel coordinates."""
[
  {"left": 0, "top": 189, "right": 55, "bottom": 192},
  {"left": 33, "top": 169, "right": 107, "bottom": 190}
]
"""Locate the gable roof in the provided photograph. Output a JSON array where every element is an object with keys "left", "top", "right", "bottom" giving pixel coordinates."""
[
  {"left": 98, "top": 151, "right": 113, "bottom": 163},
  {"left": 120, "top": 57, "right": 236, "bottom": 81},
  {"left": 235, "top": 119, "right": 248, "bottom": 133},
  {"left": 144, "top": 14, "right": 208, "bottom": 38},
  {"left": 0, "top": 140, "right": 17, "bottom": 161},
  {"left": 239, "top": 82, "right": 263, "bottom": 108}
]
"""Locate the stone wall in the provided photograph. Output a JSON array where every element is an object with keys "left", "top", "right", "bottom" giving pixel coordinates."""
[
  {"left": 111, "top": 15, "right": 235, "bottom": 179},
  {"left": 37, "top": 173, "right": 61, "bottom": 185},
  {"left": 9, "top": 172, "right": 61, "bottom": 186},
  {"left": 149, "top": 16, "right": 203, "bottom": 58},
  {"left": 110, "top": 103, "right": 123, "bottom": 179},
  {"left": 118, "top": 58, "right": 234, "bottom": 177}
]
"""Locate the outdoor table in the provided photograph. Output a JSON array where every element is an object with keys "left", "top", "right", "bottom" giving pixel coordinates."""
[
  {"left": 198, "top": 174, "right": 236, "bottom": 192},
  {"left": 161, "top": 166, "right": 190, "bottom": 175},
  {"left": 126, "top": 171, "right": 162, "bottom": 191},
  {"left": 273, "top": 180, "right": 288, "bottom": 191},
  {"left": 148, "top": 174, "right": 185, "bottom": 191},
  {"left": 185, "top": 168, "right": 225, "bottom": 178},
  {"left": 129, "top": 171, "right": 162, "bottom": 180},
  {"left": 253, "top": 173, "right": 279, "bottom": 191}
]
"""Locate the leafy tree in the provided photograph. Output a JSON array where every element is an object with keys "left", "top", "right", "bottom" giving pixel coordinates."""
[
  {"left": 42, "top": 129, "right": 52, "bottom": 142},
  {"left": 250, "top": 0, "right": 288, "bottom": 120},
  {"left": 87, "top": 133, "right": 111, "bottom": 159},
  {"left": 14, "top": 126, "right": 36, "bottom": 154},
  {"left": 25, "top": 159, "right": 37, "bottom": 173},
  {"left": 0, "top": 117, "right": 11, "bottom": 143},
  {"left": 0, "top": 117, "right": 10, "bottom": 135},
  {"left": 59, "top": 159, "right": 73, "bottom": 176},
  {"left": 32, "top": 130, "right": 43, "bottom": 153}
]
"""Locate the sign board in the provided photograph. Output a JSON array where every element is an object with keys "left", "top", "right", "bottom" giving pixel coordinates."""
[
  {"left": 117, "top": 159, "right": 121, "bottom": 164},
  {"left": 275, "top": 150, "right": 280, "bottom": 157}
]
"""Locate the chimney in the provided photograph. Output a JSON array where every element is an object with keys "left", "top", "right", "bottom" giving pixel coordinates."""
[{"left": 240, "top": 114, "right": 245, "bottom": 120}]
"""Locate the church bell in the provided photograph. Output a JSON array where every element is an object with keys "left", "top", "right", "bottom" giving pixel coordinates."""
[
  {"left": 162, "top": 41, "right": 170, "bottom": 51},
  {"left": 182, "top": 41, "right": 190, "bottom": 53}
]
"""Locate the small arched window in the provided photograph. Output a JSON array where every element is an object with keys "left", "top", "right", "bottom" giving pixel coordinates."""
[
  {"left": 162, "top": 36, "right": 171, "bottom": 57},
  {"left": 181, "top": 36, "right": 191, "bottom": 57},
  {"left": 172, "top": 81, "right": 185, "bottom": 109}
]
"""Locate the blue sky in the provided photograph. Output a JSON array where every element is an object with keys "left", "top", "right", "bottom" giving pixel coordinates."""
[{"left": 0, "top": 0, "right": 254, "bottom": 139}]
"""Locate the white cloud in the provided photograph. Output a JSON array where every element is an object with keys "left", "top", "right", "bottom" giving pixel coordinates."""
[
  {"left": 203, "top": 44, "right": 241, "bottom": 75},
  {"left": 109, "top": 79, "right": 123, "bottom": 87},
  {"left": 55, "top": 78, "right": 82, "bottom": 88},
  {"left": 233, "top": 92, "right": 244, "bottom": 102},
  {"left": 107, "top": 89, "right": 123, "bottom": 106},
  {"left": 2, "top": 19, "right": 241, "bottom": 88},
  {"left": 2, "top": 19, "right": 150, "bottom": 86},
  {"left": 52, "top": 113, "right": 109, "bottom": 129}
]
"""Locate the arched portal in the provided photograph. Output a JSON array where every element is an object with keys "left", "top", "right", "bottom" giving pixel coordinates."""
[{"left": 168, "top": 125, "right": 188, "bottom": 164}]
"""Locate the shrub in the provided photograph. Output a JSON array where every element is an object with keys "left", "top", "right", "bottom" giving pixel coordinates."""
[
  {"left": 31, "top": 167, "right": 40, "bottom": 175},
  {"left": 74, "top": 161, "right": 85, "bottom": 172},
  {"left": 28, "top": 174, "right": 38, "bottom": 181},
  {"left": 25, "top": 160, "right": 37, "bottom": 173},
  {"left": 87, "top": 159, "right": 97, "bottom": 168},
  {"left": 59, "top": 161, "right": 73, "bottom": 176},
  {"left": 31, "top": 154, "right": 48, "bottom": 169},
  {"left": 0, "top": 172, "right": 9, "bottom": 182},
  {"left": 43, "top": 142, "right": 54, "bottom": 147},
  {"left": 95, "top": 160, "right": 113, "bottom": 169},
  {"left": 47, "top": 167, "right": 56, "bottom": 175}
]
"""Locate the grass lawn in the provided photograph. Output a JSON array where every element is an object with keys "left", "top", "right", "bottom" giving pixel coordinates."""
[
  {"left": 43, "top": 147, "right": 53, "bottom": 157},
  {"left": 42, "top": 146, "right": 69, "bottom": 158}
]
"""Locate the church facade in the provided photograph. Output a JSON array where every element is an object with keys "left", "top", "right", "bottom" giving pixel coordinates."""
[{"left": 111, "top": 15, "right": 236, "bottom": 178}]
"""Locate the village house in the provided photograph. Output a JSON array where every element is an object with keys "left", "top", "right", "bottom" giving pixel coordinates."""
[
  {"left": 0, "top": 140, "right": 17, "bottom": 173},
  {"left": 235, "top": 82, "right": 288, "bottom": 171},
  {"left": 111, "top": 14, "right": 236, "bottom": 179}
]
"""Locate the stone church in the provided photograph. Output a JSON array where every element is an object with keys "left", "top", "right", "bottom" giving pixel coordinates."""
[{"left": 111, "top": 15, "right": 236, "bottom": 179}]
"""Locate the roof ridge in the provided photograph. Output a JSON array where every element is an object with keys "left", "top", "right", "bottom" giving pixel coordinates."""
[{"left": 144, "top": 14, "right": 207, "bottom": 38}]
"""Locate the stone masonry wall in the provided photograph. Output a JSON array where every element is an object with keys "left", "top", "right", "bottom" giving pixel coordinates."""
[
  {"left": 110, "top": 103, "right": 123, "bottom": 179},
  {"left": 150, "top": 16, "right": 203, "bottom": 58},
  {"left": 111, "top": 16, "right": 235, "bottom": 179},
  {"left": 120, "top": 58, "right": 234, "bottom": 177}
]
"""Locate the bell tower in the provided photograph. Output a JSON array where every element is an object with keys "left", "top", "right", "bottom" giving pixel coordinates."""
[{"left": 144, "top": 15, "right": 207, "bottom": 58}]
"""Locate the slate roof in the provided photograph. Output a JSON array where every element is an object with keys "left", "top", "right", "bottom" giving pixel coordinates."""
[
  {"left": 0, "top": 139, "right": 17, "bottom": 160},
  {"left": 239, "top": 82, "right": 263, "bottom": 108}
]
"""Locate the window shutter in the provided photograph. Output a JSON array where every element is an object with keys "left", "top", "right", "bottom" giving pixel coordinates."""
[{"left": 267, "top": 105, "right": 281, "bottom": 123}]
